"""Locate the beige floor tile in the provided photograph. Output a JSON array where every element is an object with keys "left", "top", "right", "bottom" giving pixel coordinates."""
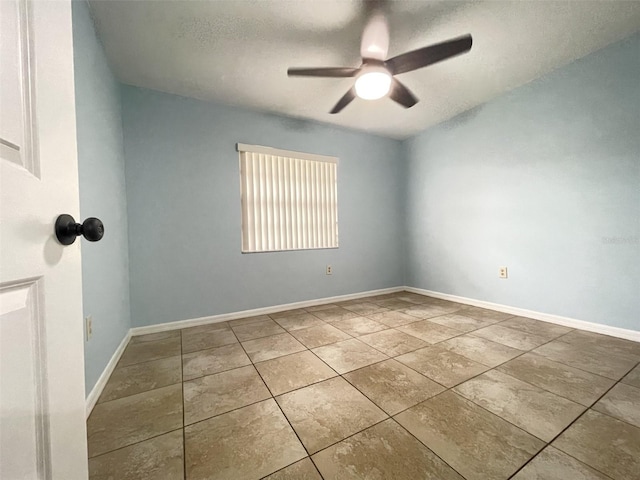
[
  {"left": 344, "top": 359, "right": 444, "bottom": 415},
  {"left": 335, "top": 298, "right": 369, "bottom": 307},
  {"left": 472, "top": 324, "right": 549, "bottom": 350},
  {"left": 181, "top": 324, "right": 237, "bottom": 354},
  {"left": 331, "top": 316, "right": 388, "bottom": 336},
  {"left": 99, "top": 356, "right": 181, "bottom": 403},
  {"left": 393, "top": 292, "right": 432, "bottom": 304},
  {"left": 396, "top": 345, "right": 488, "bottom": 387},
  {"left": 400, "top": 304, "right": 457, "bottom": 319},
  {"left": 272, "top": 312, "right": 325, "bottom": 331},
  {"left": 263, "top": 458, "right": 321, "bottom": 480},
  {"left": 87, "top": 384, "right": 183, "bottom": 457},
  {"left": 440, "top": 334, "right": 523, "bottom": 367},
  {"left": 559, "top": 330, "right": 640, "bottom": 357},
  {"left": 497, "top": 352, "right": 616, "bottom": 406},
  {"left": 232, "top": 318, "right": 286, "bottom": 341},
  {"left": 458, "top": 306, "right": 513, "bottom": 322},
  {"left": 370, "top": 298, "right": 416, "bottom": 310},
  {"left": 395, "top": 391, "right": 544, "bottom": 480},
  {"left": 88, "top": 429, "right": 184, "bottom": 480},
  {"left": 367, "top": 310, "right": 422, "bottom": 328},
  {"left": 593, "top": 382, "right": 640, "bottom": 428},
  {"left": 255, "top": 350, "right": 337, "bottom": 396},
  {"left": 511, "top": 446, "right": 610, "bottom": 480},
  {"left": 498, "top": 316, "right": 572, "bottom": 341},
  {"left": 553, "top": 410, "right": 640, "bottom": 480},
  {"left": 182, "top": 343, "right": 251, "bottom": 380},
  {"left": 357, "top": 329, "right": 428, "bottom": 356},
  {"left": 269, "top": 308, "right": 308, "bottom": 319},
  {"left": 276, "top": 377, "right": 387, "bottom": 454},
  {"left": 181, "top": 322, "right": 231, "bottom": 333},
  {"left": 533, "top": 339, "right": 639, "bottom": 380},
  {"left": 427, "top": 313, "right": 497, "bottom": 333},
  {"left": 311, "top": 306, "right": 360, "bottom": 323},
  {"left": 366, "top": 293, "right": 397, "bottom": 301},
  {"left": 183, "top": 365, "right": 270, "bottom": 424},
  {"left": 622, "top": 364, "right": 640, "bottom": 387},
  {"left": 228, "top": 314, "right": 271, "bottom": 327},
  {"left": 454, "top": 370, "right": 585, "bottom": 441},
  {"left": 290, "top": 323, "right": 352, "bottom": 348},
  {"left": 397, "top": 319, "right": 461, "bottom": 343},
  {"left": 185, "top": 399, "right": 306, "bottom": 480},
  {"left": 119, "top": 336, "right": 182, "bottom": 367},
  {"left": 312, "top": 419, "right": 464, "bottom": 480},
  {"left": 242, "top": 333, "right": 306, "bottom": 362},
  {"left": 428, "top": 299, "right": 467, "bottom": 310},
  {"left": 312, "top": 339, "right": 387, "bottom": 374},
  {"left": 130, "top": 331, "right": 181, "bottom": 344},
  {"left": 341, "top": 302, "right": 390, "bottom": 315},
  {"left": 305, "top": 303, "right": 339, "bottom": 312}
]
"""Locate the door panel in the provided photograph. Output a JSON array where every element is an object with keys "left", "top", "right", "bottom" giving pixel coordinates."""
[
  {"left": 0, "top": 0, "right": 37, "bottom": 175},
  {"left": 0, "top": 280, "right": 49, "bottom": 479},
  {"left": 0, "top": 1, "right": 87, "bottom": 478}
]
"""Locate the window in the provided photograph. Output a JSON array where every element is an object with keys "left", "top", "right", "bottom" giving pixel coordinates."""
[{"left": 237, "top": 143, "right": 338, "bottom": 253}]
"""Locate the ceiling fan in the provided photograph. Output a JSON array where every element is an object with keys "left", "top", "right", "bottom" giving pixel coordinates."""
[{"left": 287, "top": 7, "right": 472, "bottom": 114}]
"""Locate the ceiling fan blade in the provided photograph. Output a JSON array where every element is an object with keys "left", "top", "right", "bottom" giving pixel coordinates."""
[
  {"left": 360, "top": 12, "right": 389, "bottom": 60},
  {"left": 330, "top": 87, "right": 357, "bottom": 114},
  {"left": 386, "top": 34, "right": 472, "bottom": 75},
  {"left": 287, "top": 67, "right": 359, "bottom": 78},
  {"left": 389, "top": 78, "right": 418, "bottom": 108}
]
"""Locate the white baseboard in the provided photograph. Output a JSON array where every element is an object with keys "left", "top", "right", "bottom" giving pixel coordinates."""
[
  {"left": 88, "top": 285, "right": 637, "bottom": 418},
  {"left": 86, "top": 330, "right": 131, "bottom": 418},
  {"left": 130, "top": 286, "right": 405, "bottom": 336},
  {"left": 405, "top": 287, "right": 640, "bottom": 343}
]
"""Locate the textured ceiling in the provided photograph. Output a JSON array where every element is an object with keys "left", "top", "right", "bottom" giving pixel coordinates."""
[{"left": 88, "top": 0, "right": 640, "bottom": 139}]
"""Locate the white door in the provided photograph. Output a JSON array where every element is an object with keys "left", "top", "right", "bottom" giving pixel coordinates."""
[{"left": 1, "top": 1, "right": 88, "bottom": 479}]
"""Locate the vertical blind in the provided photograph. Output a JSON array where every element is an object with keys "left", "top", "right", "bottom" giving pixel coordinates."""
[{"left": 237, "top": 143, "right": 339, "bottom": 253}]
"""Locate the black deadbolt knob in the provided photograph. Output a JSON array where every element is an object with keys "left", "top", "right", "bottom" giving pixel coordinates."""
[
  {"left": 55, "top": 214, "right": 105, "bottom": 245},
  {"left": 81, "top": 217, "right": 105, "bottom": 242}
]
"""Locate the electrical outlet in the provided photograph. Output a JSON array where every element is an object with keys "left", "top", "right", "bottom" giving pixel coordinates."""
[
  {"left": 499, "top": 267, "right": 508, "bottom": 279},
  {"left": 326, "top": 265, "right": 333, "bottom": 275},
  {"left": 86, "top": 315, "right": 93, "bottom": 341}
]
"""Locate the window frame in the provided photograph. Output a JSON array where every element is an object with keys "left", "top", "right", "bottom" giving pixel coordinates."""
[{"left": 237, "top": 143, "right": 339, "bottom": 254}]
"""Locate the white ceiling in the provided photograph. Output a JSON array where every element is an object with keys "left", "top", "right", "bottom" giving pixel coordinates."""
[{"left": 88, "top": 0, "right": 640, "bottom": 139}]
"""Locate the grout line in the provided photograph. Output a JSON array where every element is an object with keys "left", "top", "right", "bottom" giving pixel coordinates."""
[
  {"left": 116, "top": 351, "right": 180, "bottom": 369},
  {"left": 92, "top": 381, "right": 183, "bottom": 408},
  {"left": 365, "top": 326, "right": 611, "bottom": 476},
  {"left": 91, "top": 292, "right": 639, "bottom": 479},
  {"left": 306, "top": 417, "right": 391, "bottom": 460},
  {"left": 87, "top": 427, "right": 185, "bottom": 460},
  {"left": 181, "top": 396, "right": 273, "bottom": 430},
  {"left": 309, "top": 457, "right": 325, "bottom": 480},
  {"left": 232, "top": 328, "right": 317, "bottom": 463},
  {"left": 387, "top": 416, "right": 464, "bottom": 478},
  {"left": 257, "top": 457, "right": 325, "bottom": 480},
  {"left": 506, "top": 363, "right": 638, "bottom": 480}
]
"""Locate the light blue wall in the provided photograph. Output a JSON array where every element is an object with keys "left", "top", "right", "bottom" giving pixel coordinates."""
[
  {"left": 72, "top": 0, "right": 132, "bottom": 395},
  {"left": 121, "top": 87, "right": 405, "bottom": 327},
  {"left": 404, "top": 34, "right": 640, "bottom": 330}
]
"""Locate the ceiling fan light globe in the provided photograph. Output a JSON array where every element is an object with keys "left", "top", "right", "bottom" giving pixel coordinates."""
[{"left": 354, "top": 71, "right": 392, "bottom": 100}]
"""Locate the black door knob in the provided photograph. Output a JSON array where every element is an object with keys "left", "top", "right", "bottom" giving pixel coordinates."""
[{"left": 55, "top": 214, "right": 104, "bottom": 245}]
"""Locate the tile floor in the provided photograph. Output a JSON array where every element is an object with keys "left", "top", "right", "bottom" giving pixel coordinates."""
[{"left": 87, "top": 291, "right": 640, "bottom": 480}]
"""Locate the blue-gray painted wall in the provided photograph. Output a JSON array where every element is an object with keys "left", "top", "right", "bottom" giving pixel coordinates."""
[
  {"left": 404, "top": 34, "right": 640, "bottom": 330},
  {"left": 121, "top": 87, "right": 406, "bottom": 327},
  {"left": 72, "top": 0, "right": 132, "bottom": 395},
  {"left": 73, "top": 9, "right": 639, "bottom": 396}
]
